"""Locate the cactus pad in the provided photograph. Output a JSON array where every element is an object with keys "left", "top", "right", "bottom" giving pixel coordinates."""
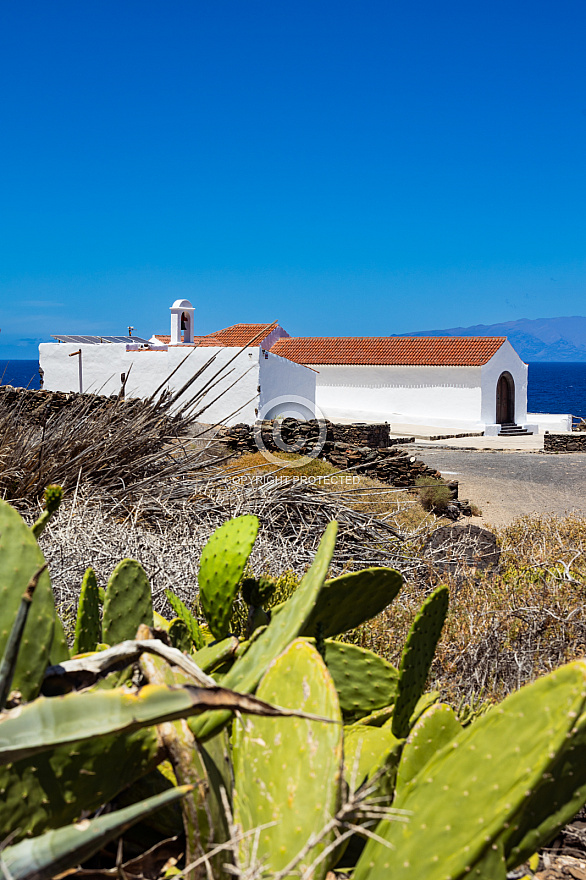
[
  {"left": 192, "top": 636, "right": 239, "bottom": 673},
  {"left": 301, "top": 567, "right": 402, "bottom": 638},
  {"left": 233, "top": 639, "right": 342, "bottom": 878},
  {"left": 391, "top": 585, "right": 449, "bottom": 739},
  {"left": 354, "top": 660, "right": 586, "bottom": 880},
  {"left": 73, "top": 567, "right": 101, "bottom": 655},
  {"left": 190, "top": 521, "right": 338, "bottom": 741},
  {"left": 0, "top": 499, "right": 56, "bottom": 700},
  {"left": 395, "top": 702, "right": 462, "bottom": 797},
  {"left": 198, "top": 515, "right": 259, "bottom": 640},
  {"left": 324, "top": 640, "right": 399, "bottom": 719},
  {"left": 49, "top": 612, "right": 70, "bottom": 664},
  {"left": 343, "top": 723, "right": 402, "bottom": 796},
  {"left": 0, "top": 727, "right": 160, "bottom": 842},
  {"left": 165, "top": 589, "right": 204, "bottom": 649},
  {"left": 102, "top": 559, "right": 153, "bottom": 645},
  {"left": 168, "top": 618, "right": 192, "bottom": 653}
]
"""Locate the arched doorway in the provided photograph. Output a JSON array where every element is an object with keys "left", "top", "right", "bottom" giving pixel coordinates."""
[{"left": 496, "top": 372, "right": 515, "bottom": 424}]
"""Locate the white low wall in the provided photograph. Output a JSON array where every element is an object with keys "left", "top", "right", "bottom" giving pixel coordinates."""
[
  {"left": 39, "top": 342, "right": 261, "bottom": 425},
  {"left": 526, "top": 413, "right": 572, "bottom": 433}
]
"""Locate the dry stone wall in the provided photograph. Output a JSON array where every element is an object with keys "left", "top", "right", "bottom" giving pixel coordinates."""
[
  {"left": 544, "top": 433, "right": 586, "bottom": 453},
  {"left": 0, "top": 386, "right": 149, "bottom": 426},
  {"left": 222, "top": 419, "right": 441, "bottom": 488}
]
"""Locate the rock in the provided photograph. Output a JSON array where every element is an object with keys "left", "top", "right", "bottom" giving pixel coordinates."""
[{"left": 423, "top": 523, "right": 500, "bottom": 574}]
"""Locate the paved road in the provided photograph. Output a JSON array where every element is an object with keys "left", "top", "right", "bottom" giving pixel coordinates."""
[{"left": 411, "top": 446, "right": 586, "bottom": 527}]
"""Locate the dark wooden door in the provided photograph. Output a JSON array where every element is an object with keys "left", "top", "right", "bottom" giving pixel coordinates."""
[{"left": 496, "top": 372, "right": 515, "bottom": 423}]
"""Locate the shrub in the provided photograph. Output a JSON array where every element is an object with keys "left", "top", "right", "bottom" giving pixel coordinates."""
[{"left": 415, "top": 475, "right": 451, "bottom": 513}]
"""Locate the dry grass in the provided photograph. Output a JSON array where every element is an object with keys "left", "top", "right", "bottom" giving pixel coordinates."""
[{"left": 348, "top": 511, "right": 586, "bottom": 703}]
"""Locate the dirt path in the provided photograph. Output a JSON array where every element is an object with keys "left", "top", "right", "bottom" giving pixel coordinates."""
[{"left": 412, "top": 446, "right": 586, "bottom": 529}]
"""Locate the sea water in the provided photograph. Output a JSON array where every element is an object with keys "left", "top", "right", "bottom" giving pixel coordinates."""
[{"left": 1, "top": 359, "right": 586, "bottom": 419}]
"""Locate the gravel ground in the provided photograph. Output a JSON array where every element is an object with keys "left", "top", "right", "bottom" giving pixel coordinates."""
[{"left": 411, "top": 445, "right": 586, "bottom": 528}]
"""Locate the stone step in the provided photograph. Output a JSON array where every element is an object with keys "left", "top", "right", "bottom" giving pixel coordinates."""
[{"left": 498, "top": 423, "right": 532, "bottom": 436}]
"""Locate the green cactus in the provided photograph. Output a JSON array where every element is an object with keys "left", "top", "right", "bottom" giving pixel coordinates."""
[
  {"left": 165, "top": 588, "right": 204, "bottom": 650},
  {"left": 0, "top": 499, "right": 56, "bottom": 701},
  {"left": 394, "top": 702, "right": 462, "bottom": 797},
  {"left": 139, "top": 652, "right": 232, "bottom": 872},
  {"left": 31, "top": 484, "right": 63, "bottom": 540},
  {"left": 0, "top": 680, "right": 318, "bottom": 767},
  {"left": 323, "top": 640, "right": 399, "bottom": 719},
  {"left": 233, "top": 639, "right": 343, "bottom": 879},
  {"left": 300, "top": 567, "right": 402, "bottom": 638},
  {"left": 168, "top": 617, "right": 192, "bottom": 653},
  {"left": 198, "top": 515, "right": 259, "bottom": 640},
  {"left": 190, "top": 521, "right": 338, "bottom": 741},
  {"left": 1, "top": 785, "right": 193, "bottom": 880},
  {"left": 502, "top": 703, "right": 586, "bottom": 866},
  {"left": 241, "top": 575, "right": 276, "bottom": 607},
  {"left": 354, "top": 660, "right": 586, "bottom": 880},
  {"left": 0, "top": 726, "right": 161, "bottom": 842},
  {"left": 72, "top": 568, "right": 101, "bottom": 655},
  {"left": 343, "top": 723, "right": 402, "bottom": 796},
  {"left": 391, "top": 585, "right": 449, "bottom": 739},
  {"left": 49, "top": 612, "right": 70, "bottom": 665},
  {"left": 192, "top": 635, "right": 239, "bottom": 673},
  {"left": 102, "top": 559, "right": 153, "bottom": 645}
]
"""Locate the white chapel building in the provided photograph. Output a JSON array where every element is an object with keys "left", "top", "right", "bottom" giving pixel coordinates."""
[{"left": 39, "top": 299, "right": 568, "bottom": 434}]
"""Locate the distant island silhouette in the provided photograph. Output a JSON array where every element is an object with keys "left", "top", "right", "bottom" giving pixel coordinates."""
[{"left": 401, "top": 317, "right": 586, "bottom": 362}]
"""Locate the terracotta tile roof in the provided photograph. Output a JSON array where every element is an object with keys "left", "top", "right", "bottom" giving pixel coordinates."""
[
  {"left": 153, "top": 322, "right": 278, "bottom": 348},
  {"left": 210, "top": 322, "right": 279, "bottom": 347},
  {"left": 270, "top": 336, "right": 507, "bottom": 367}
]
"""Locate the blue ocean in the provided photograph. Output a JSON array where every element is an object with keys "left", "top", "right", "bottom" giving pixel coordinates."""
[{"left": 2, "top": 359, "right": 586, "bottom": 419}]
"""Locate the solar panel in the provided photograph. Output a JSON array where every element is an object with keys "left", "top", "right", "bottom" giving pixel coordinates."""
[{"left": 52, "top": 335, "right": 151, "bottom": 344}]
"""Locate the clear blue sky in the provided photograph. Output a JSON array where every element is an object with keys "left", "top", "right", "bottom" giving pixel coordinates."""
[{"left": 2, "top": 1, "right": 586, "bottom": 357}]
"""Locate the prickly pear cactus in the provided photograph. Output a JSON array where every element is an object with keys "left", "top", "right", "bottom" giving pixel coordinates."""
[
  {"left": 0, "top": 727, "right": 160, "bottom": 842},
  {"left": 190, "top": 521, "right": 338, "bottom": 741},
  {"left": 233, "top": 639, "right": 343, "bottom": 879},
  {"left": 73, "top": 568, "right": 101, "bottom": 655},
  {"left": 165, "top": 589, "right": 204, "bottom": 650},
  {"left": 168, "top": 618, "right": 192, "bottom": 653},
  {"left": 198, "top": 515, "right": 259, "bottom": 640},
  {"left": 102, "top": 559, "right": 153, "bottom": 645},
  {"left": 49, "top": 612, "right": 70, "bottom": 664},
  {"left": 192, "top": 636, "right": 239, "bottom": 674},
  {"left": 0, "top": 499, "right": 56, "bottom": 700},
  {"left": 503, "top": 702, "right": 586, "bottom": 866},
  {"left": 354, "top": 660, "right": 586, "bottom": 880},
  {"left": 324, "top": 640, "right": 399, "bottom": 719},
  {"left": 300, "top": 567, "right": 402, "bottom": 638},
  {"left": 139, "top": 652, "right": 232, "bottom": 870},
  {"left": 391, "top": 585, "right": 449, "bottom": 739},
  {"left": 395, "top": 702, "right": 462, "bottom": 797},
  {"left": 343, "top": 723, "right": 402, "bottom": 796}
]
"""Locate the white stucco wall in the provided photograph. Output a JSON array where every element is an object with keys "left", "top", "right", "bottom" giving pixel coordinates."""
[
  {"left": 479, "top": 339, "right": 528, "bottom": 427},
  {"left": 526, "top": 413, "right": 572, "bottom": 433},
  {"left": 258, "top": 351, "right": 316, "bottom": 419},
  {"left": 309, "top": 363, "right": 484, "bottom": 429},
  {"left": 39, "top": 342, "right": 261, "bottom": 425}
]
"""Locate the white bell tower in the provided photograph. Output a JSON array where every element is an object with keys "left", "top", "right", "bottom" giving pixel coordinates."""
[{"left": 170, "top": 299, "right": 195, "bottom": 344}]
